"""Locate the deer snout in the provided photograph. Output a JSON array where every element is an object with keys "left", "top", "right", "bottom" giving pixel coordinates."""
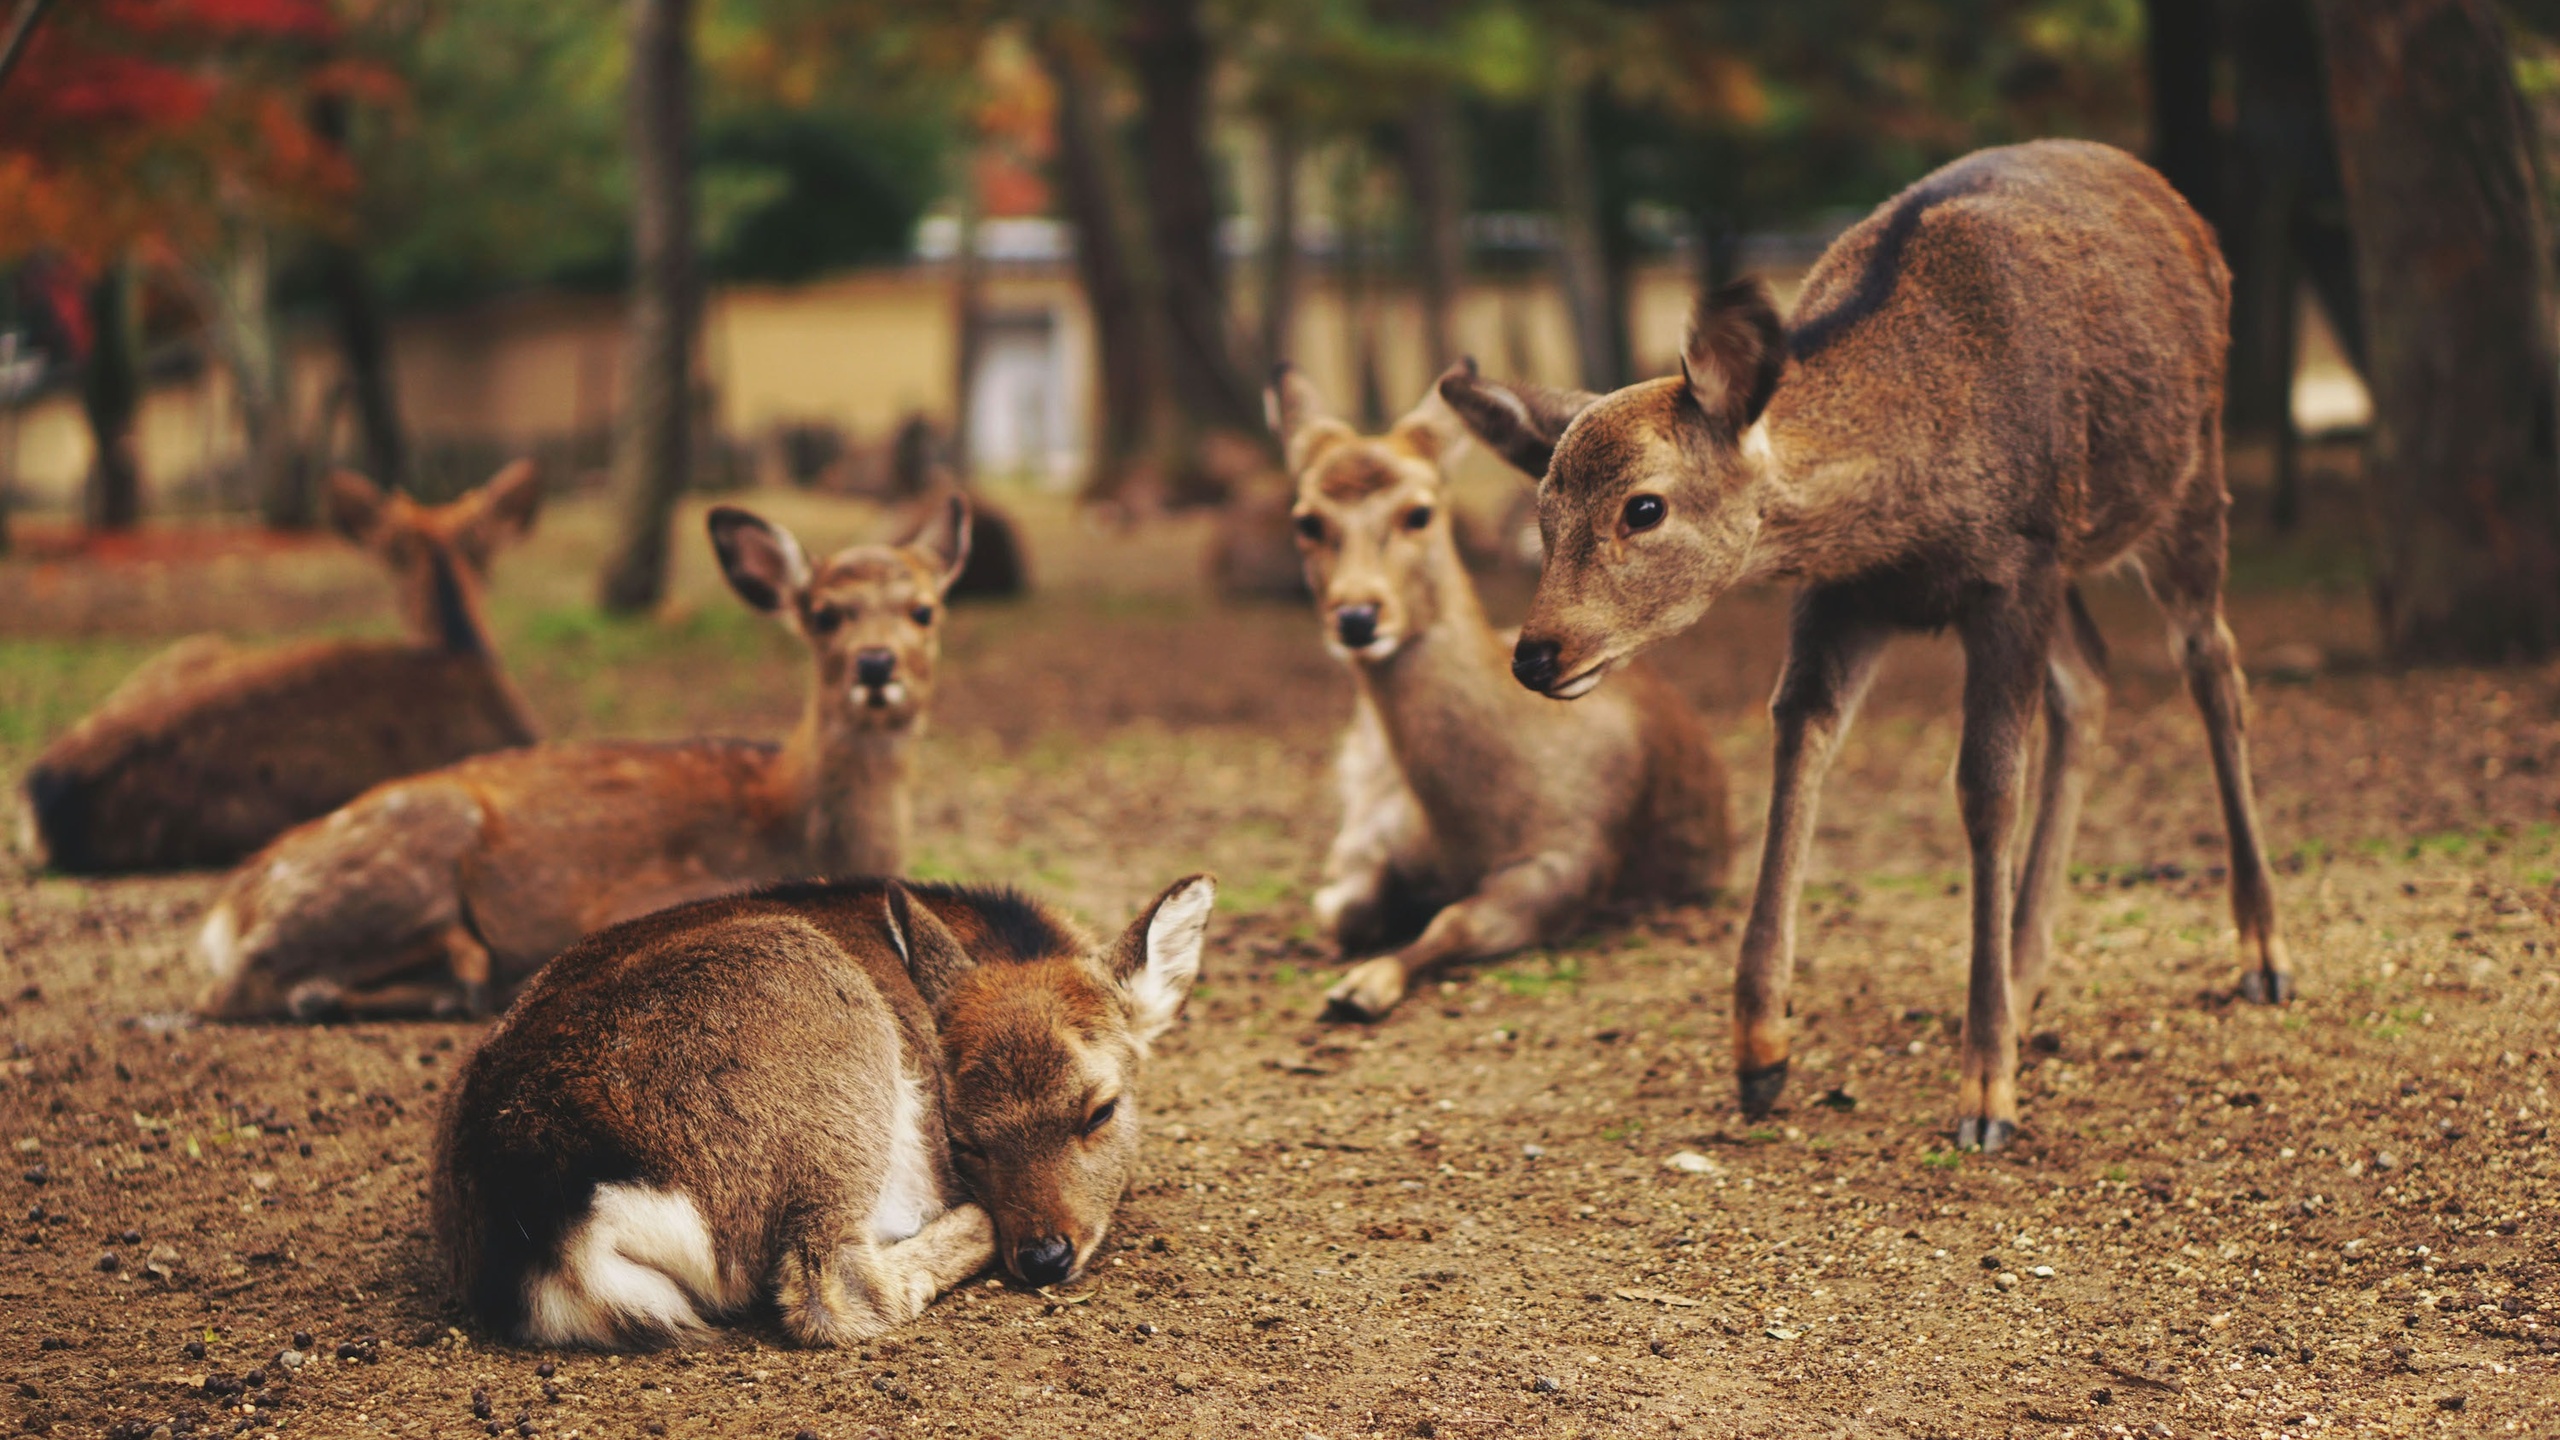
[
  {"left": 1333, "top": 604, "right": 1381, "bottom": 650},
  {"left": 1511, "top": 636, "right": 1562, "bottom": 692},
  {"left": 853, "top": 649, "right": 897, "bottom": 689},
  {"left": 1013, "top": 1235, "right": 1076, "bottom": 1288}
]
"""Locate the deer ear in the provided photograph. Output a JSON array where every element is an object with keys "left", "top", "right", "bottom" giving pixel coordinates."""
[
  {"left": 1681, "top": 278, "right": 1786, "bottom": 433},
  {"left": 707, "top": 506, "right": 811, "bottom": 618},
  {"left": 448, "top": 459, "right": 542, "bottom": 563},
  {"left": 1387, "top": 390, "right": 1466, "bottom": 464},
  {"left": 1265, "top": 364, "right": 1354, "bottom": 475},
  {"left": 1108, "top": 874, "right": 1215, "bottom": 1043},
  {"left": 324, "top": 470, "right": 390, "bottom": 545},
  {"left": 906, "top": 492, "right": 973, "bottom": 596},
  {"left": 884, "top": 883, "right": 976, "bottom": 1008},
  {"left": 1434, "top": 358, "right": 1597, "bottom": 479}
]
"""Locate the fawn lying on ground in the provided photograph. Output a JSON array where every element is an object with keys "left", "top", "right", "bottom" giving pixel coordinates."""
[
  {"left": 194, "top": 498, "right": 971, "bottom": 1021},
  {"left": 1440, "top": 140, "right": 2286, "bottom": 1150},
  {"left": 1269, "top": 369, "right": 1731, "bottom": 1022},
  {"left": 432, "top": 873, "right": 1214, "bottom": 1347},
  {"left": 19, "top": 462, "right": 542, "bottom": 873}
]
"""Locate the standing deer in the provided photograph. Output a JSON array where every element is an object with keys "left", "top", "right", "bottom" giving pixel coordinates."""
[
  {"left": 1438, "top": 140, "right": 2288, "bottom": 1151},
  {"left": 194, "top": 497, "right": 971, "bottom": 1022},
  {"left": 432, "top": 873, "right": 1214, "bottom": 1347},
  {"left": 18, "top": 462, "right": 542, "bottom": 873},
  {"left": 1270, "top": 369, "right": 1730, "bottom": 1022}
]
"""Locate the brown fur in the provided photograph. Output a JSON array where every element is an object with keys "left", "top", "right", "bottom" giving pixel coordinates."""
[
  {"left": 193, "top": 499, "right": 974, "bottom": 1022},
  {"left": 1438, "top": 140, "right": 2288, "bottom": 1151},
  {"left": 430, "top": 873, "right": 1213, "bottom": 1347},
  {"left": 1267, "top": 367, "right": 1731, "bottom": 1021},
  {"left": 17, "top": 462, "right": 542, "bottom": 873}
]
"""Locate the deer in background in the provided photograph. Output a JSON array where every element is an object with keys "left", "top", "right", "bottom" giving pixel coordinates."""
[
  {"left": 194, "top": 497, "right": 972, "bottom": 1022},
  {"left": 18, "top": 462, "right": 544, "bottom": 874},
  {"left": 433, "top": 873, "right": 1213, "bottom": 1347},
  {"left": 1439, "top": 140, "right": 2288, "bottom": 1151},
  {"left": 1270, "top": 369, "right": 1731, "bottom": 1023}
]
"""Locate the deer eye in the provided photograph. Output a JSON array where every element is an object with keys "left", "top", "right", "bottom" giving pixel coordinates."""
[
  {"left": 1621, "top": 494, "right": 1667, "bottom": 532},
  {"left": 910, "top": 604, "right": 935, "bottom": 626},
  {"left": 1402, "top": 505, "right": 1433, "bottom": 531},
  {"left": 806, "top": 605, "right": 843, "bottom": 635},
  {"left": 1292, "top": 514, "right": 1325, "bottom": 542},
  {"left": 1080, "top": 1099, "right": 1118, "bottom": 1136}
]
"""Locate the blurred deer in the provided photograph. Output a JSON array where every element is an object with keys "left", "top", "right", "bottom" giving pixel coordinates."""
[
  {"left": 18, "top": 462, "right": 543, "bottom": 874},
  {"left": 194, "top": 497, "right": 972, "bottom": 1022},
  {"left": 1270, "top": 368, "right": 1731, "bottom": 1022},
  {"left": 433, "top": 873, "right": 1213, "bottom": 1347},
  {"left": 1439, "top": 140, "right": 2287, "bottom": 1151}
]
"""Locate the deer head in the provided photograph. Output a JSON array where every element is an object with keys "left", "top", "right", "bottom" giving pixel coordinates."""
[
  {"left": 324, "top": 459, "right": 542, "bottom": 655},
  {"left": 1265, "top": 365, "right": 1468, "bottom": 662},
  {"left": 1437, "top": 280, "right": 1786, "bottom": 697}
]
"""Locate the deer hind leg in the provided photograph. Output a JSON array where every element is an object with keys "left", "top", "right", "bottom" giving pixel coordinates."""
[
  {"left": 1322, "top": 849, "right": 1594, "bottom": 1022},
  {"left": 1952, "top": 581, "right": 2058, "bottom": 1153},
  {"left": 2009, "top": 586, "right": 2110, "bottom": 1018},
  {"left": 775, "top": 1204, "right": 993, "bottom": 1346},
  {"left": 1732, "top": 589, "right": 1893, "bottom": 1119}
]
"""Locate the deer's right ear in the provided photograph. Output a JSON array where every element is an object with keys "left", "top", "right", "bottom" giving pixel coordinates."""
[
  {"left": 324, "top": 470, "right": 390, "bottom": 545},
  {"left": 908, "top": 492, "right": 974, "bottom": 596},
  {"left": 1681, "top": 278, "right": 1786, "bottom": 434},
  {"left": 1265, "top": 364, "right": 1354, "bottom": 475},
  {"left": 452, "top": 458, "right": 543, "bottom": 556},
  {"left": 1108, "top": 874, "right": 1216, "bottom": 1044},
  {"left": 884, "top": 883, "right": 975, "bottom": 1008},
  {"left": 707, "top": 507, "right": 811, "bottom": 618},
  {"left": 1434, "top": 358, "right": 1596, "bottom": 480}
]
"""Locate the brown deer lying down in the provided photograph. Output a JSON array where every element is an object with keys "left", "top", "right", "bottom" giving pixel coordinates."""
[
  {"left": 1439, "top": 140, "right": 2288, "bottom": 1151},
  {"left": 1268, "top": 370, "right": 1731, "bottom": 1022},
  {"left": 193, "top": 497, "right": 971, "bottom": 1022},
  {"left": 18, "top": 462, "right": 542, "bottom": 873},
  {"left": 432, "top": 873, "right": 1215, "bottom": 1347}
]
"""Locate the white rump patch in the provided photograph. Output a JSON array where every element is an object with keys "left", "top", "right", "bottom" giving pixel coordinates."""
[
  {"left": 195, "top": 902, "right": 242, "bottom": 981},
  {"left": 1126, "top": 878, "right": 1215, "bottom": 1041},
  {"left": 869, "top": 1067, "right": 938, "bottom": 1245},
  {"left": 522, "top": 1184, "right": 737, "bottom": 1347}
]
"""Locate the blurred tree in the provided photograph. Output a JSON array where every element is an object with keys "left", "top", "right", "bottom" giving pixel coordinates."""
[
  {"left": 309, "top": 91, "right": 405, "bottom": 492},
  {"left": 1126, "top": 0, "right": 1261, "bottom": 442},
  {"left": 2318, "top": 0, "right": 2560, "bottom": 660},
  {"left": 80, "top": 264, "right": 141, "bottom": 530}
]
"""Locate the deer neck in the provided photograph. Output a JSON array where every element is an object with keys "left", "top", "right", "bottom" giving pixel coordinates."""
[
  {"left": 1740, "top": 418, "right": 1913, "bottom": 585},
  {"left": 777, "top": 696, "right": 916, "bottom": 878},
  {"left": 412, "top": 547, "right": 541, "bottom": 739},
  {"left": 1349, "top": 543, "right": 1516, "bottom": 760}
]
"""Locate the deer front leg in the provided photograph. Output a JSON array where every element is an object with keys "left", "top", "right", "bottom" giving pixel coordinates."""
[
  {"left": 778, "top": 1204, "right": 994, "bottom": 1346},
  {"left": 1312, "top": 700, "right": 1432, "bottom": 952},
  {"left": 2010, "top": 587, "right": 2109, "bottom": 1015},
  {"left": 1322, "top": 848, "right": 1594, "bottom": 1021},
  {"left": 1733, "top": 592, "right": 1892, "bottom": 1118},
  {"left": 1953, "top": 584, "right": 2057, "bottom": 1153}
]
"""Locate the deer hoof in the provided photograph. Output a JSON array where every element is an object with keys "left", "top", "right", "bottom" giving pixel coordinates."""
[
  {"left": 284, "top": 981, "right": 346, "bottom": 1023},
  {"left": 1735, "top": 1060, "right": 1789, "bottom": 1119},
  {"left": 1955, "top": 1116, "right": 2017, "bottom": 1153},
  {"left": 1321, "top": 959, "right": 1407, "bottom": 1023},
  {"left": 2238, "top": 969, "right": 2295, "bottom": 1005}
]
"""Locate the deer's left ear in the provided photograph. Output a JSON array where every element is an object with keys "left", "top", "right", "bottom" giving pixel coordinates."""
[
  {"left": 910, "top": 492, "right": 974, "bottom": 596},
  {"left": 1436, "top": 357, "right": 1597, "bottom": 479},
  {"left": 1109, "top": 874, "right": 1216, "bottom": 1042},
  {"left": 449, "top": 458, "right": 543, "bottom": 562},
  {"left": 1681, "top": 278, "right": 1786, "bottom": 434},
  {"left": 884, "top": 882, "right": 976, "bottom": 1008}
]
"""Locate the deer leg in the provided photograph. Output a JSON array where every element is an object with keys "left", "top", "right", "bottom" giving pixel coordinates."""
[
  {"left": 1952, "top": 584, "right": 2056, "bottom": 1152},
  {"left": 774, "top": 1204, "right": 992, "bottom": 1346},
  {"left": 1731, "top": 591, "right": 1892, "bottom": 1118},
  {"left": 1313, "top": 700, "right": 1435, "bottom": 953},
  {"left": 2010, "top": 586, "right": 2110, "bottom": 1016},
  {"left": 1322, "top": 848, "right": 1594, "bottom": 1021}
]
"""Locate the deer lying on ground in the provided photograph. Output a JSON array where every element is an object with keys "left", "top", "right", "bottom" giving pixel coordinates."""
[
  {"left": 432, "top": 873, "right": 1214, "bottom": 1347},
  {"left": 1439, "top": 139, "right": 2289, "bottom": 1151},
  {"left": 1269, "top": 369, "right": 1731, "bottom": 1022},
  {"left": 19, "top": 462, "right": 542, "bottom": 873},
  {"left": 193, "top": 497, "right": 971, "bottom": 1022}
]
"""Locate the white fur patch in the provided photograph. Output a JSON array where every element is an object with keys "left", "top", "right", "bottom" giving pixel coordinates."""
[
  {"left": 1740, "top": 418, "right": 1775, "bottom": 471},
  {"left": 195, "top": 902, "right": 242, "bottom": 981},
  {"left": 869, "top": 1067, "right": 938, "bottom": 1245},
  {"left": 1126, "top": 878, "right": 1214, "bottom": 1040},
  {"left": 522, "top": 1184, "right": 734, "bottom": 1347}
]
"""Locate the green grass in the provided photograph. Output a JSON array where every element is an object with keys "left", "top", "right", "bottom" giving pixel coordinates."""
[
  {"left": 1921, "top": 1148, "right": 1965, "bottom": 1171},
  {"left": 1493, "top": 955, "right": 1585, "bottom": 998}
]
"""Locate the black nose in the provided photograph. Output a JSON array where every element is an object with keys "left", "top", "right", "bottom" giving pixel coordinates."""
[
  {"left": 1015, "top": 1237, "right": 1074, "bottom": 1288},
  {"left": 1512, "top": 637, "right": 1561, "bottom": 692},
  {"left": 854, "top": 649, "right": 896, "bottom": 688},
  {"left": 1334, "top": 604, "right": 1379, "bottom": 649}
]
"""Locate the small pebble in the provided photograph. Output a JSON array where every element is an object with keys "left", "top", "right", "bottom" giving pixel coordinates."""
[
  {"left": 95, "top": 1250, "right": 119, "bottom": 1272},
  {"left": 536, "top": 1361, "right": 555, "bottom": 1378},
  {"left": 2373, "top": 1152, "right": 2399, "bottom": 1173},
  {"left": 185, "top": 1340, "right": 207, "bottom": 1360},
  {"left": 293, "top": 1331, "right": 313, "bottom": 1349},
  {"left": 2092, "top": 1387, "right": 2113, "bottom": 1406},
  {"left": 1135, "top": 1322, "right": 1157, "bottom": 1337},
  {"left": 1994, "top": 1271, "right": 2020, "bottom": 1291},
  {"left": 2030, "top": 1265, "right": 2055, "bottom": 1279},
  {"left": 21, "top": 1164, "right": 46, "bottom": 1186},
  {"left": 118, "top": 1228, "right": 140, "bottom": 1244},
  {"left": 1173, "top": 1372, "right": 1201, "bottom": 1393},
  {"left": 1522, "top": 1144, "right": 1547, "bottom": 1159},
  {"left": 1531, "top": 1375, "right": 1561, "bottom": 1393},
  {"left": 276, "top": 1350, "right": 305, "bottom": 1371}
]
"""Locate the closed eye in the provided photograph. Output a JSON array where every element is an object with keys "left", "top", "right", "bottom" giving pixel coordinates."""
[{"left": 1080, "top": 1099, "right": 1118, "bottom": 1136}]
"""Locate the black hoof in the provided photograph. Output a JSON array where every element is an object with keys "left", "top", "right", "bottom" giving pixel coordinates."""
[
  {"left": 1955, "top": 1116, "right": 2016, "bottom": 1153},
  {"left": 2239, "top": 969, "right": 2295, "bottom": 1005},
  {"left": 1736, "top": 1061, "right": 1789, "bottom": 1119},
  {"left": 1320, "top": 994, "right": 1383, "bottom": 1025}
]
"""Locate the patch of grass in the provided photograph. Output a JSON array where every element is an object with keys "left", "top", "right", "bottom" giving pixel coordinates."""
[
  {"left": 1745, "top": 1126, "right": 1781, "bottom": 1144},
  {"left": 1217, "top": 871, "right": 1297, "bottom": 915},
  {"left": 2102, "top": 1163, "right": 2130, "bottom": 1183},
  {"left": 1921, "top": 1148, "right": 1965, "bottom": 1171},
  {"left": 1493, "top": 956, "right": 1585, "bottom": 998},
  {"left": 1599, "top": 1120, "right": 1641, "bottom": 1142}
]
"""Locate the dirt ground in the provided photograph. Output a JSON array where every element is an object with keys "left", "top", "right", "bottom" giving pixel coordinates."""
[{"left": 0, "top": 485, "right": 2554, "bottom": 1440}]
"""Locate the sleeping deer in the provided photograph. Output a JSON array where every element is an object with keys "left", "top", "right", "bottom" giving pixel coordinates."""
[
  {"left": 432, "top": 873, "right": 1214, "bottom": 1347},
  {"left": 1269, "top": 369, "right": 1731, "bottom": 1022},
  {"left": 19, "top": 462, "right": 542, "bottom": 873},
  {"left": 194, "top": 497, "right": 971, "bottom": 1022},
  {"left": 1439, "top": 139, "right": 2288, "bottom": 1151}
]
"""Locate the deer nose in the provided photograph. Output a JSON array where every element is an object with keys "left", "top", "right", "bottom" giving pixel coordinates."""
[
  {"left": 1334, "top": 604, "right": 1380, "bottom": 650},
  {"left": 1512, "top": 637, "right": 1562, "bottom": 692},
  {"left": 854, "top": 649, "right": 896, "bottom": 688},
  {"left": 1014, "top": 1236, "right": 1075, "bottom": 1288}
]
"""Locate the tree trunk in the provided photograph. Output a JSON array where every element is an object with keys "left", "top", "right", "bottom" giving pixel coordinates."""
[
  {"left": 2145, "top": 0, "right": 2225, "bottom": 226},
  {"left": 949, "top": 152, "right": 985, "bottom": 478},
  {"left": 1544, "top": 75, "right": 1617, "bottom": 393},
  {"left": 311, "top": 92, "right": 407, "bottom": 491},
  {"left": 598, "top": 0, "right": 698, "bottom": 614},
  {"left": 1040, "top": 21, "right": 1164, "bottom": 499},
  {"left": 227, "top": 224, "right": 312, "bottom": 529},
  {"left": 1403, "top": 89, "right": 1464, "bottom": 370},
  {"left": 2317, "top": 0, "right": 2560, "bottom": 660},
  {"left": 1123, "top": 0, "right": 1260, "bottom": 438},
  {"left": 1338, "top": 153, "right": 1388, "bottom": 432},
  {"left": 1260, "top": 112, "right": 1299, "bottom": 374},
  {"left": 81, "top": 262, "right": 140, "bottom": 532}
]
